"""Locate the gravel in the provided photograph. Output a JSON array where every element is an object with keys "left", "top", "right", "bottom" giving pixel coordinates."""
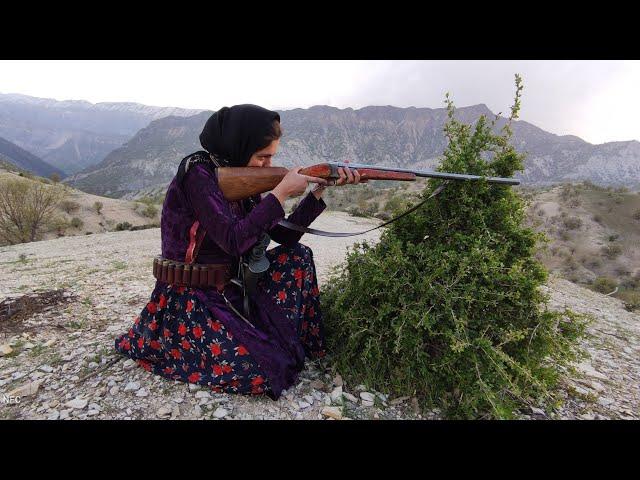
[{"left": 1, "top": 215, "right": 638, "bottom": 420}]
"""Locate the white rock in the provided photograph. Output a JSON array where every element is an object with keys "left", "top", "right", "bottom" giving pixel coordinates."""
[
  {"left": 330, "top": 386, "right": 343, "bottom": 403},
  {"left": 87, "top": 410, "right": 100, "bottom": 416},
  {"left": 171, "top": 405, "right": 180, "bottom": 419},
  {"left": 65, "top": 398, "right": 88, "bottom": 409},
  {"left": 195, "top": 391, "right": 211, "bottom": 399},
  {"left": 43, "top": 339, "right": 56, "bottom": 347},
  {"left": 362, "top": 400, "right": 375, "bottom": 407},
  {"left": 59, "top": 410, "right": 71, "bottom": 420},
  {"left": 123, "top": 359, "right": 137, "bottom": 371},
  {"left": 375, "top": 392, "right": 388, "bottom": 402},
  {"left": 577, "top": 362, "right": 608, "bottom": 380},
  {"left": 124, "top": 381, "right": 140, "bottom": 392},
  {"left": 359, "top": 392, "right": 375, "bottom": 402},
  {"left": 188, "top": 383, "right": 201, "bottom": 392},
  {"left": 298, "top": 401, "right": 311, "bottom": 409},
  {"left": 343, "top": 392, "right": 358, "bottom": 403},
  {"left": 109, "top": 386, "right": 120, "bottom": 396},
  {"left": 0, "top": 344, "right": 13, "bottom": 356},
  {"left": 598, "top": 397, "right": 614, "bottom": 407},
  {"left": 333, "top": 374, "right": 343, "bottom": 387},
  {"left": 157, "top": 407, "right": 171, "bottom": 418},
  {"left": 39, "top": 365, "right": 54, "bottom": 373},
  {"left": 89, "top": 403, "right": 101, "bottom": 412},
  {"left": 587, "top": 381, "right": 606, "bottom": 392},
  {"left": 8, "top": 380, "right": 43, "bottom": 398},
  {"left": 213, "top": 407, "right": 229, "bottom": 418},
  {"left": 89, "top": 362, "right": 99, "bottom": 369},
  {"left": 573, "top": 385, "right": 590, "bottom": 396},
  {"left": 303, "top": 395, "right": 314, "bottom": 404},
  {"left": 321, "top": 406, "right": 343, "bottom": 420},
  {"left": 47, "top": 410, "right": 60, "bottom": 420},
  {"left": 23, "top": 342, "right": 35, "bottom": 349},
  {"left": 135, "top": 388, "right": 149, "bottom": 397},
  {"left": 172, "top": 397, "right": 184, "bottom": 404}
]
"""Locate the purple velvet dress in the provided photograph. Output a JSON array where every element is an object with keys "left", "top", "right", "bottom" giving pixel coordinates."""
[{"left": 114, "top": 163, "right": 327, "bottom": 399}]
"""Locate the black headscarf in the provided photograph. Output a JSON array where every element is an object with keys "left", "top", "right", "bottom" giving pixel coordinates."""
[
  {"left": 200, "top": 104, "right": 280, "bottom": 167},
  {"left": 177, "top": 104, "right": 280, "bottom": 185}
]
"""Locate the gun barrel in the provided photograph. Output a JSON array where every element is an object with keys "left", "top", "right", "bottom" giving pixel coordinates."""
[{"left": 330, "top": 162, "right": 520, "bottom": 186}]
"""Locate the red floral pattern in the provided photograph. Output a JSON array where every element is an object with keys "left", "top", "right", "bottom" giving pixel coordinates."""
[{"left": 114, "top": 242, "right": 326, "bottom": 397}]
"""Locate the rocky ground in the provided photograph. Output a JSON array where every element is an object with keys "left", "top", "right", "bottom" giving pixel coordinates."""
[{"left": 0, "top": 211, "right": 638, "bottom": 420}]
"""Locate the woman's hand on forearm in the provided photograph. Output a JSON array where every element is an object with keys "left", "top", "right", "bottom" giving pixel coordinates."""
[
  {"left": 272, "top": 166, "right": 327, "bottom": 205},
  {"left": 311, "top": 166, "right": 362, "bottom": 199}
]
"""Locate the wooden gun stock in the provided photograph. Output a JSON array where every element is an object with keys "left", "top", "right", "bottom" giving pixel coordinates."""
[
  {"left": 216, "top": 163, "right": 416, "bottom": 201},
  {"left": 217, "top": 166, "right": 289, "bottom": 201}
]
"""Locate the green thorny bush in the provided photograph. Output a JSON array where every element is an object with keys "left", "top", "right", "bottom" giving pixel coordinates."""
[{"left": 321, "top": 75, "right": 590, "bottom": 419}]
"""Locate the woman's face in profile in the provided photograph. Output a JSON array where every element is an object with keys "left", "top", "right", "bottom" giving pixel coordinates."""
[{"left": 247, "top": 139, "right": 280, "bottom": 168}]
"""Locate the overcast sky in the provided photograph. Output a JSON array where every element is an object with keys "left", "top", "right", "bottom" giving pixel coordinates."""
[{"left": 1, "top": 60, "right": 638, "bottom": 145}]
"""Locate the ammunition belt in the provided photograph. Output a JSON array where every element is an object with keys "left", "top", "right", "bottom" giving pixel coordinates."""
[{"left": 153, "top": 256, "right": 232, "bottom": 291}]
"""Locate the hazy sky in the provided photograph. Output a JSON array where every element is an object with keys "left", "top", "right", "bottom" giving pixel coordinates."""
[{"left": 1, "top": 60, "right": 639, "bottom": 145}]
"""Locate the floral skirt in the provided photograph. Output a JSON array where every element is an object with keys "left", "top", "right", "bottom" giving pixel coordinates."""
[{"left": 114, "top": 243, "right": 325, "bottom": 396}]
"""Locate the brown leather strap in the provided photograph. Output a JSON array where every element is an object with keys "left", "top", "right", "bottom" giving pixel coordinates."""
[{"left": 153, "top": 256, "right": 231, "bottom": 291}]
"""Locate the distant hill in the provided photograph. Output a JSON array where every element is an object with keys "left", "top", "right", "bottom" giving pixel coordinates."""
[
  {"left": 0, "top": 166, "right": 161, "bottom": 245},
  {"left": 66, "top": 111, "right": 212, "bottom": 197},
  {"left": 65, "top": 104, "right": 640, "bottom": 197},
  {"left": 0, "top": 92, "right": 203, "bottom": 174},
  {"left": 0, "top": 135, "right": 66, "bottom": 179}
]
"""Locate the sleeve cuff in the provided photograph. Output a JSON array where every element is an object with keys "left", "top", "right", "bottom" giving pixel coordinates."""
[
  {"left": 301, "top": 191, "right": 326, "bottom": 215},
  {"left": 251, "top": 192, "right": 286, "bottom": 231}
]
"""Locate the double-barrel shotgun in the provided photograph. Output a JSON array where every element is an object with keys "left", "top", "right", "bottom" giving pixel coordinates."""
[
  {"left": 213, "top": 161, "right": 520, "bottom": 237},
  {"left": 217, "top": 161, "right": 520, "bottom": 201}
]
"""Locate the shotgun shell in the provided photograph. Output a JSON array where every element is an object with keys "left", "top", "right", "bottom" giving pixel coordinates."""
[
  {"left": 191, "top": 266, "right": 201, "bottom": 287},
  {"left": 167, "top": 263, "right": 175, "bottom": 284},
  {"left": 174, "top": 264, "right": 184, "bottom": 286},
  {"left": 161, "top": 260, "right": 169, "bottom": 283},
  {"left": 182, "top": 264, "right": 191, "bottom": 286}
]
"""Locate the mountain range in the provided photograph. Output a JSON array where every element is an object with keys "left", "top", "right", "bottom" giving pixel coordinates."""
[
  {"left": 0, "top": 92, "right": 202, "bottom": 174},
  {"left": 0, "top": 134, "right": 66, "bottom": 179},
  {"left": 65, "top": 104, "right": 640, "bottom": 197}
]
